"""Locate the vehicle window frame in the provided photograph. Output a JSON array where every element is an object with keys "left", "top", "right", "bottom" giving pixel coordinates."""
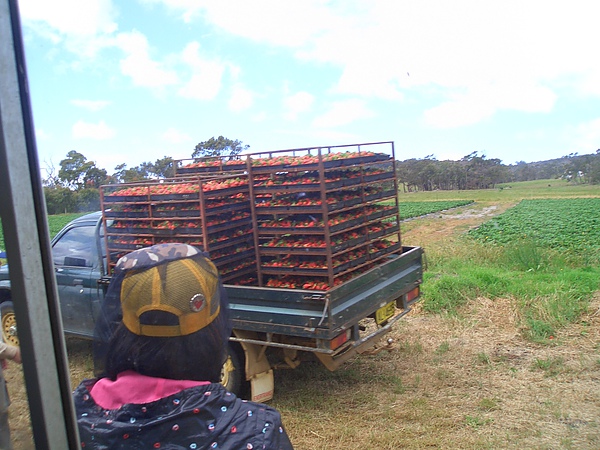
[{"left": 52, "top": 225, "right": 99, "bottom": 268}]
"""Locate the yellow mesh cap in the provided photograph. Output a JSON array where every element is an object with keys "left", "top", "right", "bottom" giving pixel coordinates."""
[{"left": 120, "top": 256, "right": 221, "bottom": 337}]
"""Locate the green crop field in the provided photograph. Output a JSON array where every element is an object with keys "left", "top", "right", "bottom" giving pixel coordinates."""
[
  {"left": 0, "top": 213, "right": 86, "bottom": 256},
  {"left": 468, "top": 198, "right": 600, "bottom": 252}
]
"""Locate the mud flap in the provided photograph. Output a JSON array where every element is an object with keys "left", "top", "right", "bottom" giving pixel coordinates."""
[
  {"left": 232, "top": 329, "right": 274, "bottom": 403},
  {"left": 250, "top": 370, "right": 274, "bottom": 404}
]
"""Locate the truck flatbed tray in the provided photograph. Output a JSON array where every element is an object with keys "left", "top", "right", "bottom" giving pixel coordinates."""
[{"left": 225, "top": 245, "right": 423, "bottom": 340}]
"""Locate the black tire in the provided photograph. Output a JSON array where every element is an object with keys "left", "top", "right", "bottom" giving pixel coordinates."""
[
  {"left": 220, "top": 343, "right": 245, "bottom": 396},
  {"left": 1, "top": 301, "right": 18, "bottom": 347}
]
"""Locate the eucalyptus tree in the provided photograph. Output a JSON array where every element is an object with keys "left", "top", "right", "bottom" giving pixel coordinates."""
[{"left": 192, "top": 136, "right": 249, "bottom": 159}]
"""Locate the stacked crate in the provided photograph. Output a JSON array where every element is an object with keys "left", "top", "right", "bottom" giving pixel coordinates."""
[
  {"left": 174, "top": 155, "right": 246, "bottom": 176},
  {"left": 100, "top": 174, "right": 256, "bottom": 285},
  {"left": 246, "top": 142, "right": 402, "bottom": 290},
  {"left": 101, "top": 142, "right": 402, "bottom": 290}
]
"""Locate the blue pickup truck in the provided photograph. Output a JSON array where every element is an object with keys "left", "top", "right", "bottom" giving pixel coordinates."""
[{"left": 0, "top": 211, "right": 423, "bottom": 401}]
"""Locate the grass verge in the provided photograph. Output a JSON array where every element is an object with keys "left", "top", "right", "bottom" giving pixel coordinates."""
[{"left": 422, "top": 238, "right": 600, "bottom": 343}]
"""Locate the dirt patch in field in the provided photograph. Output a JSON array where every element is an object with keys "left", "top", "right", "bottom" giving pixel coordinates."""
[
  {"left": 439, "top": 204, "right": 500, "bottom": 219},
  {"left": 401, "top": 201, "right": 516, "bottom": 248}
]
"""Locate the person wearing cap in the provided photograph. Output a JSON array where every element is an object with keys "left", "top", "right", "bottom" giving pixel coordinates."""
[{"left": 72, "top": 243, "right": 293, "bottom": 449}]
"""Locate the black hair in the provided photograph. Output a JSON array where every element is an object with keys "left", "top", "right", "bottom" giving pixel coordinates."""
[
  {"left": 94, "top": 264, "right": 232, "bottom": 382},
  {"left": 103, "top": 297, "right": 231, "bottom": 382}
]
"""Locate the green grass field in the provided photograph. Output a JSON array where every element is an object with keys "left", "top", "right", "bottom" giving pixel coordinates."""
[
  {"left": 0, "top": 213, "right": 86, "bottom": 257},
  {"left": 398, "top": 177, "right": 600, "bottom": 202}
]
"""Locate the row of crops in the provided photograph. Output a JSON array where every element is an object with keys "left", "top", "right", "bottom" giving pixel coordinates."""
[{"left": 469, "top": 198, "right": 600, "bottom": 252}]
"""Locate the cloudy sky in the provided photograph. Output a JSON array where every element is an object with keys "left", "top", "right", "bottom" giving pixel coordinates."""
[{"left": 16, "top": 0, "right": 600, "bottom": 176}]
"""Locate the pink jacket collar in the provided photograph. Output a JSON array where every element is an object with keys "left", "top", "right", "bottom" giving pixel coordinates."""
[{"left": 89, "top": 370, "right": 210, "bottom": 409}]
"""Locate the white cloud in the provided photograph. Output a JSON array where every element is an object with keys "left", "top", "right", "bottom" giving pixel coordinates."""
[
  {"left": 424, "top": 97, "right": 494, "bottom": 129},
  {"left": 309, "top": 129, "right": 358, "bottom": 144},
  {"left": 335, "top": 63, "right": 405, "bottom": 101},
  {"left": 19, "top": 0, "right": 600, "bottom": 172},
  {"left": 162, "top": 127, "right": 191, "bottom": 144},
  {"left": 178, "top": 41, "right": 225, "bottom": 100},
  {"left": 18, "top": 0, "right": 118, "bottom": 36},
  {"left": 146, "top": 0, "right": 337, "bottom": 45},
  {"left": 579, "top": 68, "right": 600, "bottom": 97},
  {"left": 116, "top": 31, "right": 179, "bottom": 88},
  {"left": 229, "top": 85, "right": 254, "bottom": 112},
  {"left": 156, "top": 0, "right": 599, "bottom": 127},
  {"left": 424, "top": 80, "right": 558, "bottom": 129},
  {"left": 283, "top": 91, "right": 314, "bottom": 121},
  {"left": 72, "top": 120, "right": 116, "bottom": 140},
  {"left": 71, "top": 99, "right": 111, "bottom": 112},
  {"left": 313, "top": 99, "right": 375, "bottom": 128},
  {"left": 139, "top": 0, "right": 204, "bottom": 23},
  {"left": 493, "top": 82, "right": 556, "bottom": 114},
  {"left": 18, "top": 0, "right": 119, "bottom": 59}
]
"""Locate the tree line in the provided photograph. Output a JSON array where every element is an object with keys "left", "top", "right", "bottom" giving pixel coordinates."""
[
  {"left": 42, "top": 138, "right": 600, "bottom": 214},
  {"left": 43, "top": 136, "right": 246, "bottom": 214},
  {"left": 395, "top": 150, "right": 600, "bottom": 192}
]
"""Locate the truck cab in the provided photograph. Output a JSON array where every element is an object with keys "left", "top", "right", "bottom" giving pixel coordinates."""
[{"left": 0, "top": 212, "right": 105, "bottom": 344}]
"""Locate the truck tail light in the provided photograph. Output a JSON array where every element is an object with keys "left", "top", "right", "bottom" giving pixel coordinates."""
[
  {"left": 406, "top": 286, "right": 420, "bottom": 303},
  {"left": 330, "top": 329, "right": 351, "bottom": 350}
]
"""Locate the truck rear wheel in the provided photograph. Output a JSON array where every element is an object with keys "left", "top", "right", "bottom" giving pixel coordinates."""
[
  {"left": 220, "top": 344, "right": 244, "bottom": 396},
  {"left": 1, "top": 302, "right": 18, "bottom": 347}
]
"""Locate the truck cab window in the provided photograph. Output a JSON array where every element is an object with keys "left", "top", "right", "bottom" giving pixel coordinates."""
[{"left": 52, "top": 225, "right": 98, "bottom": 268}]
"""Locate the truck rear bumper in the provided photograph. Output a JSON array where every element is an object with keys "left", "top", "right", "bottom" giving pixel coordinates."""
[{"left": 230, "top": 286, "right": 420, "bottom": 371}]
